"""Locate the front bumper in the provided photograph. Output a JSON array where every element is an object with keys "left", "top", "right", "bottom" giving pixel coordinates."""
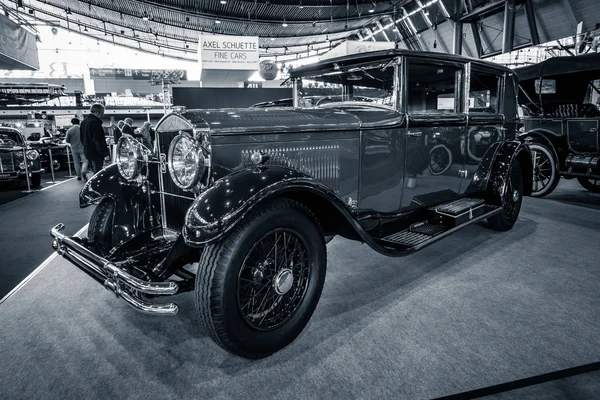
[
  {"left": 50, "top": 223, "right": 179, "bottom": 315},
  {"left": 0, "top": 169, "right": 44, "bottom": 180}
]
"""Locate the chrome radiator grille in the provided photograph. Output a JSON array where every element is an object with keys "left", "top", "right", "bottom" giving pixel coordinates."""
[
  {"left": 241, "top": 145, "right": 340, "bottom": 191},
  {"left": 0, "top": 151, "right": 15, "bottom": 172},
  {"left": 150, "top": 131, "right": 195, "bottom": 233}
]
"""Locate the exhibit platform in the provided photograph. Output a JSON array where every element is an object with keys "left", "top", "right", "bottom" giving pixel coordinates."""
[{"left": 0, "top": 180, "right": 599, "bottom": 399}]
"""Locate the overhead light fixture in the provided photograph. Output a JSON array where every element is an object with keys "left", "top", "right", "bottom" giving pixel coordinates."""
[
  {"left": 215, "top": 19, "right": 221, "bottom": 24},
  {"left": 220, "top": 0, "right": 227, "bottom": 3},
  {"left": 66, "top": 8, "right": 72, "bottom": 15},
  {"left": 270, "top": 37, "right": 275, "bottom": 41},
  {"left": 312, "top": 21, "right": 316, "bottom": 27},
  {"left": 369, "top": 8, "right": 374, "bottom": 13},
  {"left": 282, "top": 20, "right": 288, "bottom": 27},
  {"left": 142, "top": 12, "right": 149, "bottom": 21}
]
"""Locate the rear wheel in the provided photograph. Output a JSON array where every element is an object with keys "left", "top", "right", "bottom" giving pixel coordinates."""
[
  {"left": 195, "top": 199, "right": 326, "bottom": 359},
  {"left": 488, "top": 161, "right": 523, "bottom": 231},
  {"left": 529, "top": 143, "right": 559, "bottom": 197},
  {"left": 577, "top": 177, "right": 600, "bottom": 193},
  {"left": 88, "top": 198, "right": 115, "bottom": 255}
]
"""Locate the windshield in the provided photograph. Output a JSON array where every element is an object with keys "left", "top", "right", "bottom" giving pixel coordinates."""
[
  {"left": 295, "top": 62, "right": 396, "bottom": 109},
  {"left": 0, "top": 130, "right": 24, "bottom": 146}
]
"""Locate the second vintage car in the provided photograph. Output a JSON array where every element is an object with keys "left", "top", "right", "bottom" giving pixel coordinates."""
[
  {"left": 516, "top": 52, "right": 600, "bottom": 196},
  {"left": 51, "top": 50, "right": 532, "bottom": 359}
]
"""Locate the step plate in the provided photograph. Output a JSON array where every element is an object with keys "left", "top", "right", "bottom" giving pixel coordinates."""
[
  {"left": 383, "top": 224, "right": 449, "bottom": 246},
  {"left": 429, "top": 198, "right": 486, "bottom": 227},
  {"left": 429, "top": 198, "right": 485, "bottom": 216}
]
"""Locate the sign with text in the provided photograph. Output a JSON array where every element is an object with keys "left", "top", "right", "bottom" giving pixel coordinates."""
[
  {"left": 199, "top": 34, "right": 259, "bottom": 70},
  {"left": 90, "top": 68, "right": 187, "bottom": 82}
]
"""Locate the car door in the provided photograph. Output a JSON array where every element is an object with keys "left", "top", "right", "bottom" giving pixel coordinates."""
[
  {"left": 461, "top": 66, "right": 505, "bottom": 194},
  {"left": 400, "top": 59, "right": 466, "bottom": 210}
]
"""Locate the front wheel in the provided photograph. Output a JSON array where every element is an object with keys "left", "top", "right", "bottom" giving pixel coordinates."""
[
  {"left": 529, "top": 143, "right": 559, "bottom": 197},
  {"left": 488, "top": 161, "right": 524, "bottom": 231},
  {"left": 577, "top": 177, "right": 600, "bottom": 193},
  {"left": 195, "top": 199, "right": 326, "bottom": 359}
]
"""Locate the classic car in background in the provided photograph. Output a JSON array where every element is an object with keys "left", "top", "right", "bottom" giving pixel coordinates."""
[
  {"left": 0, "top": 127, "right": 43, "bottom": 187},
  {"left": 27, "top": 137, "right": 71, "bottom": 172},
  {"left": 516, "top": 52, "right": 600, "bottom": 195},
  {"left": 51, "top": 50, "right": 532, "bottom": 359}
]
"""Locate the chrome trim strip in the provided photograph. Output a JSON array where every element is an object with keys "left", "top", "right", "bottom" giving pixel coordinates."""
[
  {"left": 155, "top": 133, "right": 168, "bottom": 230},
  {"left": 151, "top": 191, "right": 195, "bottom": 201}
]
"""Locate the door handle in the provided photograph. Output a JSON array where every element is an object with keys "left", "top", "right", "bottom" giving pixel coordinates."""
[
  {"left": 407, "top": 131, "right": 422, "bottom": 137},
  {"left": 590, "top": 128, "right": 598, "bottom": 132}
]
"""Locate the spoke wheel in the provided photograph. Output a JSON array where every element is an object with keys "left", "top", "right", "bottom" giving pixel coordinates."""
[
  {"left": 195, "top": 199, "right": 326, "bottom": 359},
  {"left": 529, "top": 143, "right": 559, "bottom": 197},
  {"left": 428, "top": 144, "right": 452, "bottom": 176},
  {"left": 577, "top": 177, "right": 600, "bottom": 193},
  {"left": 238, "top": 229, "right": 310, "bottom": 331}
]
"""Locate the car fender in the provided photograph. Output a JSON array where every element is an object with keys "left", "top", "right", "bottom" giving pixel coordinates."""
[
  {"left": 465, "top": 140, "right": 533, "bottom": 198},
  {"left": 80, "top": 163, "right": 155, "bottom": 245},
  {"left": 518, "top": 129, "right": 561, "bottom": 166},
  {"left": 183, "top": 166, "right": 365, "bottom": 247}
]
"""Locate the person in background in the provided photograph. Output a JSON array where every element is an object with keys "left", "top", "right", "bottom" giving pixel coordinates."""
[
  {"left": 64, "top": 118, "right": 88, "bottom": 181},
  {"left": 122, "top": 118, "right": 134, "bottom": 136},
  {"left": 135, "top": 121, "right": 153, "bottom": 150},
  {"left": 113, "top": 120, "right": 124, "bottom": 143},
  {"left": 80, "top": 103, "right": 109, "bottom": 174}
]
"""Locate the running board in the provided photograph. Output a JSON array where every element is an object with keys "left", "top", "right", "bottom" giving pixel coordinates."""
[{"left": 380, "top": 204, "right": 501, "bottom": 252}]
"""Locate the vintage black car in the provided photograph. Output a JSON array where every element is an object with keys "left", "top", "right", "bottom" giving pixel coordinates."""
[
  {"left": 27, "top": 134, "right": 72, "bottom": 172},
  {"left": 51, "top": 50, "right": 532, "bottom": 359},
  {"left": 0, "top": 127, "right": 43, "bottom": 187},
  {"left": 516, "top": 52, "right": 600, "bottom": 195}
]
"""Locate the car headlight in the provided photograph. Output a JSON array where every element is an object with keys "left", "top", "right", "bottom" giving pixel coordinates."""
[
  {"left": 168, "top": 132, "right": 206, "bottom": 190},
  {"left": 116, "top": 135, "right": 144, "bottom": 180},
  {"left": 26, "top": 150, "right": 39, "bottom": 160}
]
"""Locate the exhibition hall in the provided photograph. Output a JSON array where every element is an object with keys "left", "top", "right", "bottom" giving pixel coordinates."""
[{"left": 1, "top": 0, "right": 599, "bottom": 398}]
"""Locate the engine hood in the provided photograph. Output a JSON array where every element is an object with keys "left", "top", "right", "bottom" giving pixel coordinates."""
[{"left": 180, "top": 104, "right": 403, "bottom": 135}]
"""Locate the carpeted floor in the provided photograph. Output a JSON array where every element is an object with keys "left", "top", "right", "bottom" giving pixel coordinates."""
[
  {"left": 0, "top": 179, "right": 598, "bottom": 399},
  {"left": 0, "top": 176, "right": 93, "bottom": 298}
]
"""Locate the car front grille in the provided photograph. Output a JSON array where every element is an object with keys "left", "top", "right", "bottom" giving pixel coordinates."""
[
  {"left": 0, "top": 151, "right": 15, "bottom": 172},
  {"left": 149, "top": 131, "right": 195, "bottom": 233}
]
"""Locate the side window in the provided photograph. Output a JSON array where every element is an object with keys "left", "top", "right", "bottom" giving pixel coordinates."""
[
  {"left": 407, "top": 62, "right": 463, "bottom": 113},
  {"left": 469, "top": 70, "right": 501, "bottom": 114}
]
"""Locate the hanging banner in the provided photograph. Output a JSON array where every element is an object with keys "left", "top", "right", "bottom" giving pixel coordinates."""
[
  {"left": 199, "top": 34, "right": 259, "bottom": 70},
  {"left": 0, "top": 14, "right": 40, "bottom": 70}
]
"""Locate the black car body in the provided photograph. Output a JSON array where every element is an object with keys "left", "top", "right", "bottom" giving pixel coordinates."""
[
  {"left": 516, "top": 52, "right": 600, "bottom": 195},
  {"left": 28, "top": 138, "right": 71, "bottom": 172},
  {"left": 51, "top": 50, "right": 532, "bottom": 358},
  {"left": 0, "top": 127, "right": 43, "bottom": 187}
]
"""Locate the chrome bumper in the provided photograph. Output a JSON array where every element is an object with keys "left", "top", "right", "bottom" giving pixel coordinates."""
[{"left": 50, "top": 223, "right": 179, "bottom": 315}]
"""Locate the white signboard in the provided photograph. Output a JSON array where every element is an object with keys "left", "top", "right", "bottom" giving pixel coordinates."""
[
  {"left": 320, "top": 40, "right": 395, "bottom": 61},
  {"left": 199, "top": 34, "right": 259, "bottom": 70}
]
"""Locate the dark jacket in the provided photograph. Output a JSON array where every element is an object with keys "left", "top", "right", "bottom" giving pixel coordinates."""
[
  {"left": 80, "top": 114, "right": 109, "bottom": 159},
  {"left": 113, "top": 126, "right": 122, "bottom": 143},
  {"left": 122, "top": 124, "right": 134, "bottom": 136}
]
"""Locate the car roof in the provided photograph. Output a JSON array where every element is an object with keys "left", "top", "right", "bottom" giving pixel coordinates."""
[
  {"left": 289, "top": 49, "right": 512, "bottom": 78},
  {"left": 514, "top": 52, "right": 600, "bottom": 81}
]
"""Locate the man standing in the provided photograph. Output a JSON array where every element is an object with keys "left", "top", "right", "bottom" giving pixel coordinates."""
[
  {"left": 80, "top": 103, "right": 109, "bottom": 174},
  {"left": 65, "top": 118, "right": 88, "bottom": 181},
  {"left": 122, "top": 118, "right": 134, "bottom": 136},
  {"left": 114, "top": 120, "right": 125, "bottom": 143}
]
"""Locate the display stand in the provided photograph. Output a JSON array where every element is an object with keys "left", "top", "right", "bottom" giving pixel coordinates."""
[
  {"left": 64, "top": 146, "right": 76, "bottom": 178},
  {"left": 45, "top": 146, "right": 56, "bottom": 184},
  {"left": 21, "top": 148, "right": 40, "bottom": 194}
]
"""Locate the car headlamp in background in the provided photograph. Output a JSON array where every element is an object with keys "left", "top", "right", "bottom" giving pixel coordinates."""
[
  {"left": 168, "top": 132, "right": 206, "bottom": 190},
  {"left": 116, "top": 135, "right": 144, "bottom": 180},
  {"left": 26, "top": 150, "right": 39, "bottom": 160}
]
